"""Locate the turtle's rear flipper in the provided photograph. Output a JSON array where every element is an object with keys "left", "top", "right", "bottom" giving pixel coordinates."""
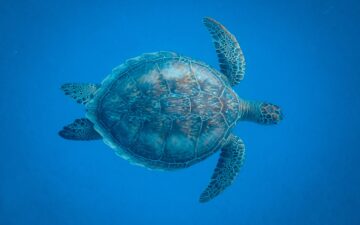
[
  {"left": 61, "top": 83, "right": 100, "bottom": 105},
  {"left": 199, "top": 134, "right": 245, "bottom": 203},
  {"left": 59, "top": 118, "right": 102, "bottom": 141}
]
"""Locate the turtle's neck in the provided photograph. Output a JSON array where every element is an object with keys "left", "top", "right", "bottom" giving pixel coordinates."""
[{"left": 238, "top": 99, "right": 259, "bottom": 122}]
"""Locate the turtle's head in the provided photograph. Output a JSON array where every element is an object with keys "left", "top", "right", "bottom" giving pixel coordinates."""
[{"left": 239, "top": 100, "right": 283, "bottom": 125}]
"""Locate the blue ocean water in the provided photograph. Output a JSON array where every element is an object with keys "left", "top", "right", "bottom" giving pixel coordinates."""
[{"left": 1, "top": 0, "right": 360, "bottom": 224}]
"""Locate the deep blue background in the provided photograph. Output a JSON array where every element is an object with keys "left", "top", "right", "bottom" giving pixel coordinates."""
[{"left": 1, "top": 0, "right": 359, "bottom": 224}]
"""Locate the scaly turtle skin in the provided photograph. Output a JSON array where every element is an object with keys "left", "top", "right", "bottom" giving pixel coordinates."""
[{"left": 59, "top": 17, "right": 283, "bottom": 203}]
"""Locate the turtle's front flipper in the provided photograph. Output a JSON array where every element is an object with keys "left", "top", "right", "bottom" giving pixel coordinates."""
[
  {"left": 61, "top": 83, "right": 100, "bottom": 105},
  {"left": 59, "top": 118, "right": 101, "bottom": 141},
  {"left": 203, "top": 17, "right": 245, "bottom": 86},
  {"left": 199, "top": 134, "right": 245, "bottom": 203}
]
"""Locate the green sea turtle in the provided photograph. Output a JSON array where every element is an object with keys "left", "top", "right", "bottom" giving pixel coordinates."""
[{"left": 59, "top": 17, "right": 283, "bottom": 202}]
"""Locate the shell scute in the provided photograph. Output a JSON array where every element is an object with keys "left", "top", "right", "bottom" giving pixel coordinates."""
[
  {"left": 190, "top": 92, "right": 222, "bottom": 120},
  {"left": 160, "top": 94, "right": 191, "bottom": 119},
  {"left": 196, "top": 113, "right": 229, "bottom": 157},
  {"left": 131, "top": 115, "right": 172, "bottom": 160},
  {"left": 111, "top": 114, "right": 142, "bottom": 148},
  {"left": 191, "top": 62, "right": 226, "bottom": 96},
  {"left": 163, "top": 129, "right": 196, "bottom": 163},
  {"left": 161, "top": 59, "right": 200, "bottom": 96},
  {"left": 135, "top": 67, "right": 169, "bottom": 97},
  {"left": 220, "top": 87, "right": 240, "bottom": 125}
]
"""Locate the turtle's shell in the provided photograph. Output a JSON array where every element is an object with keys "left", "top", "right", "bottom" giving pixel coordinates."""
[{"left": 86, "top": 51, "right": 240, "bottom": 169}]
